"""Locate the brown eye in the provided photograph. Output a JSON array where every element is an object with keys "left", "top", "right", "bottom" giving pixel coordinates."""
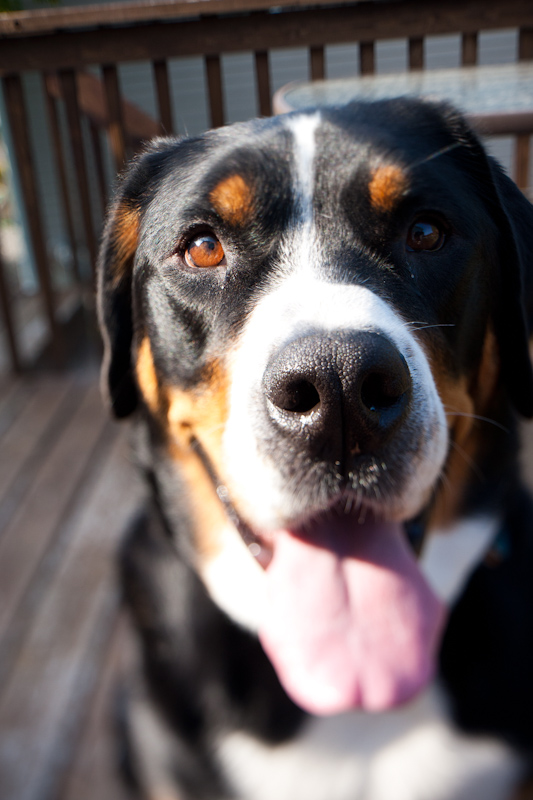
[
  {"left": 406, "top": 219, "right": 445, "bottom": 252},
  {"left": 185, "top": 234, "right": 225, "bottom": 268}
]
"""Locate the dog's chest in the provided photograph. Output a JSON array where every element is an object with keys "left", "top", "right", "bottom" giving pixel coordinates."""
[{"left": 216, "top": 687, "right": 523, "bottom": 800}]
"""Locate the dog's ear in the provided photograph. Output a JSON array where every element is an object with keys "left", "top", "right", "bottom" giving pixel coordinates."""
[
  {"left": 97, "top": 140, "right": 176, "bottom": 418},
  {"left": 485, "top": 159, "right": 533, "bottom": 418},
  {"left": 439, "top": 103, "right": 533, "bottom": 418}
]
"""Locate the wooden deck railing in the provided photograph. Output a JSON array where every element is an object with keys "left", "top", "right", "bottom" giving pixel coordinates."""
[{"left": 0, "top": 0, "right": 532, "bottom": 369}]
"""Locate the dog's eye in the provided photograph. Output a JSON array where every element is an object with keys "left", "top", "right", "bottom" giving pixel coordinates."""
[
  {"left": 185, "top": 234, "right": 225, "bottom": 268},
  {"left": 406, "top": 219, "right": 445, "bottom": 252}
]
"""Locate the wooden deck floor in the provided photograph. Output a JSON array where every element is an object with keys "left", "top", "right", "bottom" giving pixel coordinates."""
[{"left": 0, "top": 362, "right": 142, "bottom": 800}]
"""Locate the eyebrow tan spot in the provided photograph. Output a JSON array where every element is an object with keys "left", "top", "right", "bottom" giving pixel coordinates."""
[
  {"left": 135, "top": 336, "right": 160, "bottom": 412},
  {"left": 368, "top": 165, "right": 408, "bottom": 213},
  {"left": 111, "top": 202, "right": 141, "bottom": 286},
  {"left": 209, "top": 174, "right": 253, "bottom": 225}
]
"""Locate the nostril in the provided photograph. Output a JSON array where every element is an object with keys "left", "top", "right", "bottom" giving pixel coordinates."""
[
  {"left": 360, "top": 368, "right": 409, "bottom": 414},
  {"left": 276, "top": 379, "right": 321, "bottom": 414}
]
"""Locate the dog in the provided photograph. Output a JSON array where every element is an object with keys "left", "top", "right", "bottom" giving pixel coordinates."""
[{"left": 98, "top": 97, "right": 533, "bottom": 800}]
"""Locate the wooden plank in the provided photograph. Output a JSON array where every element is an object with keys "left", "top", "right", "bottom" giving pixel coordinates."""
[
  {"left": 0, "top": 431, "right": 142, "bottom": 800},
  {"left": 0, "top": 374, "right": 74, "bottom": 511},
  {"left": 1, "top": 74, "right": 61, "bottom": 362},
  {"left": 0, "top": 376, "right": 34, "bottom": 439},
  {"left": 1, "top": 0, "right": 532, "bottom": 73},
  {"left": 462, "top": 32, "right": 478, "bottom": 65},
  {"left": 310, "top": 45, "right": 325, "bottom": 80},
  {"left": 0, "top": 372, "right": 18, "bottom": 404},
  {"left": 59, "top": 69, "right": 97, "bottom": 276},
  {"left": 0, "top": 381, "right": 107, "bottom": 643},
  {"left": 0, "top": 237, "right": 21, "bottom": 373},
  {"left": 409, "top": 37, "right": 424, "bottom": 70},
  {"left": 205, "top": 53, "right": 225, "bottom": 128},
  {"left": 359, "top": 41, "right": 375, "bottom": 75},
  {"left": 102, "top": 63, "right": 128, "bottom": 171},
  {"left": 254, "top": 50, "right": 271, "bottom": 116},
  {"left": 57, "top": 614, "right": 135, "bottom": 800},
  {"left": 0, "top": 0, "right": 530, "bottom": 37},
  {"left": 152, "top": 58, "right": 174, "bottom": 135},
  {"left": 43, "top": 72, "right": 82, "bottom": 284}
]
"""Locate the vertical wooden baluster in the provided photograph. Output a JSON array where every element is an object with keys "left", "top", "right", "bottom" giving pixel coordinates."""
[
  {"left": 43, "top": 72, "right": 81, "bottom": 285},
  {"left": 0, "top": 238, "right": 21, "bottom": 372},
  {"left": 102, "top": 64, "right": 127, "bottom": 171},
  {"left": 254, "top": 50, "right": 272, "bottom": 117},
  {"left": 461, "top": 32, "right": 478, "bottom": 65},
  {"left": 310, "top": 45, "right": 325, "bottom": 80},
  {"left": 89, "top": 121, "right": 108, "bottom": 217},
  {"left": 359, "top": 42, "right": 375, "bottom": 75},
  {"left": 152, "top": 59, "right": 174, "bottom": 136},
  {"left": 516, "top": 28, "right": 533, "bottom": 192},
  {"left": 59, "top": 69, "right": 97, "bottom": 278},
  {"left": 2, "top": 73, "right": 61, "bottom": 363},
  {"left": 408, "top": 37, "right": 424, "bottom": 70},
  {"left": 205, "top": 55, "right": 225, "bottom": 128}
]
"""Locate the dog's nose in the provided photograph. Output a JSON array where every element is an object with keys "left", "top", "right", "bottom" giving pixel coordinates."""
[{"left": 262, "top": 331, "right": 412, "bottom": 465}]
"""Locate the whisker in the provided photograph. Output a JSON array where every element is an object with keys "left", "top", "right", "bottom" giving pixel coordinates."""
[
  {"left": 407, "top": 323, "right": 456, "bottom": 332},
  {"left": 443, "top": 407, "right": 509, "bottom": 434},
  {"left": 408, "top": 141, "right": 464, "bottom": 169}
]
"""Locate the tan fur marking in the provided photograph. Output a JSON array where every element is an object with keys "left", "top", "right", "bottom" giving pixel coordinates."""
[
  {"left": 111, "top": 202, "right": 140, "bottom": 286},
  {"left": 209, "top": 174, "right": 253, "bottom": 225},
  {"left": 430, "top": 370, "right": 477, "bottom": 529},
  {"left": 473, "top": 326, "right": 500, "bottom": 410},
  {"left": 369, "top": 165, "right": 407, "bottom": 212},
  {"left": 136, "top": 336, "right": 160, "bottom": 412},
  {"left": 428, "top": 324, "right": 501, "bottom": 529},
  {"left": 166, "top": 361, "right": 230, "bottom": 558}
]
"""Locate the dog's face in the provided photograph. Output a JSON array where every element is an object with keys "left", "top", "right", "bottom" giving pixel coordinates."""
[{"left": 99, "top": 99, "right": 533, "bottom": 717}]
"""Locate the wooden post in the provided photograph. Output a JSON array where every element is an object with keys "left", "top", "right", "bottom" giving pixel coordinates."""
[
  {"left": 408, "top": 37, "right": 424, "bottom": 70},
  {"left": 205, "top": 55, "right": 225, "bottom": 128},
  {"left": 359, "top": 41, "right": 375, "bottom": 75},
  {"left": 254, "top": 51, "right": 272, "bottom": 116},
  {"left": 0, "top": 238, "right": 21, "bottom": 372},
  {"left": 461, "top": 32, "right": 478, "bottom": 65},
  {"left": 59, "top": 68, "right": 97, "bottom": 277},
  {"left": 43, "top": 72, "right": 82, "bottom": 285},
  {"left": 1, "top": 73, "right": 61, "bottom": 364},
  {"left": 89, "top": 121, "right": 108, "bottom": 217},
  {"left": 152, "top": 59, "right": 174, "bottom": 135},
  {"left": 515, "top": 28, "right": 533, "bottom": 191},
  {"left": 102, "top": 64, "right": 128, "bottom": 170},
  {"left": 310, "top": 45, "right": 325, "bottom": 80}
]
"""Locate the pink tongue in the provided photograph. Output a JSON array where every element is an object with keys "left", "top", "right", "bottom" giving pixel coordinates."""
[{"left": 259, "top": 516, "right": 445, "bottom": 716}]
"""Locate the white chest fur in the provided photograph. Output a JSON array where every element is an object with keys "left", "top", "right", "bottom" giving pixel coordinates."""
[{"left": 216, "top": 685, "right": 523, "bottom": 800}]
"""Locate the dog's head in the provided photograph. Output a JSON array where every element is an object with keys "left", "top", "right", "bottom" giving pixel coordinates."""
[{"left": 98, "top": 99, "right": 533, "bottom": 716}]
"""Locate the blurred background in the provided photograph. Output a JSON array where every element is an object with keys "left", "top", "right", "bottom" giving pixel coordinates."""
[{"left": 0, "top": 0, "right": 532, "bottom": 797}]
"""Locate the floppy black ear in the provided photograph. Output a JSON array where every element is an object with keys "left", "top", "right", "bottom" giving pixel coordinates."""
[
  {"left": 97, "top": 140, "right": 176, "bottom": 418},
  {"left": 486, "top": 159, "right": 533, "bottom": 418}
]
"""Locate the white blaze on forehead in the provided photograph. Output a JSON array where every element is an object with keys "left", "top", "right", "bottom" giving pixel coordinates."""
[{"left": 285, "top": 113, "right": 321, "bottom": 222}]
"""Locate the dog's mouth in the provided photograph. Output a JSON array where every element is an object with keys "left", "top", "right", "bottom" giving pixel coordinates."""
[{"left": 193, "top": 438, "right": 446, "bottom": 716}]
